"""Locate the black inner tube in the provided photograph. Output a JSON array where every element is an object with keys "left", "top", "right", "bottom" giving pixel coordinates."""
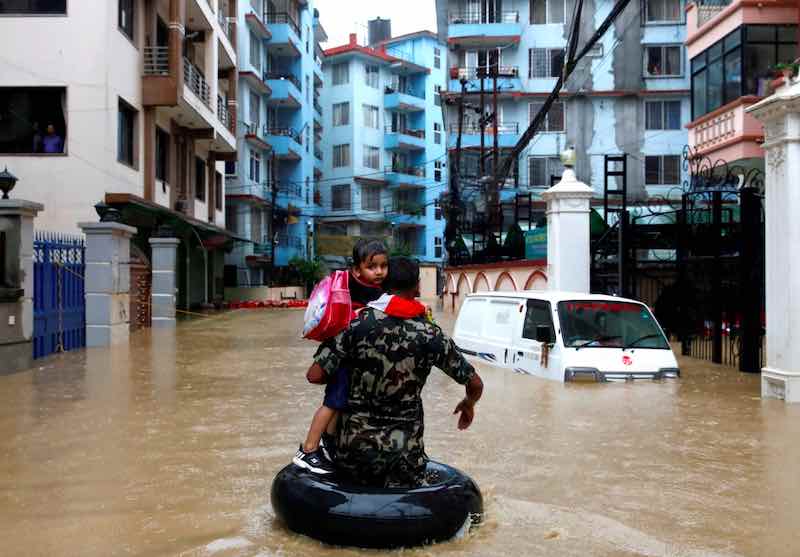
[{"left": 271, "top": 460, "right": 483, "bottom": 549}]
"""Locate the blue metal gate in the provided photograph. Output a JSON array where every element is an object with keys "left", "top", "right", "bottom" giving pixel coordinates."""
[{"left": 33, "top": 232, "right": 86, "bottom": 359}]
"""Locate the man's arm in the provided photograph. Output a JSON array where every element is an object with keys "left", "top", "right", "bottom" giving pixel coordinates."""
[
  {"left": 453, "top": 373, "right": 483, "bottom": 430},
  {"left": 430, "top": 328, "right": 483, "bottom": 430},
  {"left": 306, "top": 363, "right": 327, "bottom": 384},
  {"left": 308, "top": 327, "right": 350, "bottom": 384}
]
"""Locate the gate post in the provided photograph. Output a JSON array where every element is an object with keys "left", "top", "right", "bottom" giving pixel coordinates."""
[
  {"left": 542, "top": 159, "right": 594, "bottom": 294},
  {"left": 149, "top": 237, "right": 180, "bottom": 328},
  {"left": 739, "top": 186, "right": 762, "bottom": 373},
  {"left": 0, "top": 199, "right": 43, "bottom": 374},
  {"left": 748, "top": 81, "right": 800, "bottom": 402},
  {"left": 79, "top": 222, "right": 137, "bottom": 347}
]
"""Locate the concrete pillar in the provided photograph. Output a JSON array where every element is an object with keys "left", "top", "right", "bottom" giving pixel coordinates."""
[
  {"left": 748, "top": 79, "right": 800, "bottom": 403},
  {"left": 0, "top": 200, "right": 43, "bottom": 374},
  {"left": 149, "top": 237, "right": 180, "bottom": 328},
  {"left": 79, "top": 222, "right": 137, "bottom": 347},
  {"left": 541, "top": 167, "right": 594, "bottom": 294}
]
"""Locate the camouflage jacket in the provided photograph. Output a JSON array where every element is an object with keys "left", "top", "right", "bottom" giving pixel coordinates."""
[{"left": 314, "top": 306, "right": 475, "bottom": 488}]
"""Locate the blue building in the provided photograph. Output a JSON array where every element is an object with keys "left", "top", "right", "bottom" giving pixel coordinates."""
[
  {"left": 435, "top": 0, "right": 690, "bottom": 216},
  {"left": 225, "top": 0, "right": 327, "bottom": 285},
  {"left": 317, "top": 32, "right": 448, "bottom": 265}
]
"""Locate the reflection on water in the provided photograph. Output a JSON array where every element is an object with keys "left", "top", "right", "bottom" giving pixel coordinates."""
[{"left": 0, "top": 309, "right": 798, "bottom": 556}]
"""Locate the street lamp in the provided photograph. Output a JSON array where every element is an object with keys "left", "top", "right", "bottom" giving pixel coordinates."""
[{"left": 0, "top": 167, "right": 19, "bottom": 200}]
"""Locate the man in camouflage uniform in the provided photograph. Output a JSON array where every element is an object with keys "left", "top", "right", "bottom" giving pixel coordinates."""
[{"left": 306, "top": 257, "right": 484, "bottom": 488}]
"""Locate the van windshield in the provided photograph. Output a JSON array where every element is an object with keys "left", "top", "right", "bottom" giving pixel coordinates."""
[{"left": 557, "top": 301, "right": 670, "bottom": 350}]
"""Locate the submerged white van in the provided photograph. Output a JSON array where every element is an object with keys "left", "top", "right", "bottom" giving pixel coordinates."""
[{"left": 453, "top": 291, "right": 680, "bottom": 382}]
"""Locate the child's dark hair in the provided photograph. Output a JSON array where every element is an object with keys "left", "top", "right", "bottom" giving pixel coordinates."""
[
  {"left": 385, "top": 256, "right": 420, "bottom": 293},
  {"left": 352, "top": 238, "right": 387, "bottom": 267}
]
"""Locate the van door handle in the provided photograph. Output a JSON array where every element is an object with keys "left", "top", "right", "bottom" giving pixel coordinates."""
[{"left": 517, "top": 351, "right": 524, "bottom": 356}]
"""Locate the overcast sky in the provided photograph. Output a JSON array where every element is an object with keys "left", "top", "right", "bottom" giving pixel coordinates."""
[{"left": 314, "top": 0, "right": 438, "bottom": 48}]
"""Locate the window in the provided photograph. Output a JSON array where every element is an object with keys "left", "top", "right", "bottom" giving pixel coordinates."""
[
  {"left": 530, "top": 0, "right": 565, "bottom": 24},
  {"left": 0, "top": 0, "right": 66, "bottom": 14},
  {"left": 522, "top": 300, "right": 555, "bottom": 341},
  {"left": 119, "top": 0, "right": 135, "bottom": 40},
  {"left": 691, "top": 25, "right": 797, "bottom": 119},
  {"left": 305, "top": 177, "right": 310, "bottom": 205},
  {"left": 529, "top": 48, "right": 565, "bottom": 78},
  {"left": 195, "top": 157, "right": 206, "bottom": 201},
  {"left": 226, "top": 205, "right": 238, "bottom": 234},
  {"left": 249, "top": 149, "right": 261, "bottom": 182},
  {"left": 306, "top": 75, "right": 310, "bottom": 103},
  {"left": 155, "top": 127, "right": 169, "bottom": 183},
  {"left": 305, "top": 127, "right": 310, "bottom": 153},
  {"left": 333, "top": 102, "right": 349, "bottom": 126},
  {"left": 225, "top": 160, "right": 237, "bottom": 176},
  {"left": 332, "top": 184, "right": 351, "bottom": 211},
  {"left": 363, "top": 145, "right": 380, "bottom": 169},
  {"left": 361, "top": 221, "right": 385, "bottom": 236},
  {"left": 645, "top": 45, "right": 682, "bottom": 77},
  {"left": 645, "top": 155, "right": 681, "bottom": 185},
  {"left": 250, "top": 32, "right": 261, "bottom": 71},
  {"left": 361, "top": 185, "right": 381, "bottom": 211},
  {"left": 645, "top": 100, "right": 681, "bottom": 130},
  {"left": 117, "top": 98, "right": 137, "bottom": 167},
  {"left": 306, "top": 26, "right": 310, "bottom": 53},
  {"left": 435, "top": 161, "right": 443, "bottom": 183},
  {"left": 365, "top": 65, "right": 380, "bottom": 88},
  {"left": 434, "top": 122, "right": 442, "bottom": 144},
  {"left": 363, "top": 104, "right": 379, "bottom": 129},
  {"left": 645, "top": 0, "right": 681, "bottom": 23},
  {"left": 0, "top": 87, "right": 67, "bottom": 154},
  {"left": 249, "top": 92, "right": 260, "bottom": 129},
  {"left": 332, "top": 63, "right": 349, "bottom": 85},
  {"left": 251, "top": 207, "right": 262, "bottom": 243},
  {"left": 435, "top": 85, "right": 442, "bottom": 106},
  {"left": 528, "top": 156, "right": 564, "bottom": 187},
  {"left": 529, "top": 101, "right": 565, "bottom": 132},
  {"left": 333, "top": 144, "right": 350, "bottom": 167},
  {"left": 434, "top": 47, "right": 441, "bottom": 69},
  {"left": 434, "top": 197, "right": 442, "bottom": 219},
  {"left": 435, "top": 237, "right": 443, "bottom": 258},
  {"left": 215, "top": 172, "right": 223, "bottom": 211}
]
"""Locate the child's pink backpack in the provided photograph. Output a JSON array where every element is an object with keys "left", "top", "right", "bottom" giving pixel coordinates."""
[{"left": 302, "top": 270, "right": 353, "bottom": 341}]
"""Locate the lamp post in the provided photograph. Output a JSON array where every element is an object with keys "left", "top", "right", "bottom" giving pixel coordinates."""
[{"left": 0, "top": 167, "right": 19, "bottom": 200}]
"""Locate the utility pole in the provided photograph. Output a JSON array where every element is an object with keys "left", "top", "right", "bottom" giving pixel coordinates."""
[
  {"left": 479, "top": 70, "right": 486, "bottom": 177},
  {"left": 268, "top": 151, "right": 278, "bottom": 285},
  {"left": 444, "top": 77, "right": 469, "bottom": 262}
]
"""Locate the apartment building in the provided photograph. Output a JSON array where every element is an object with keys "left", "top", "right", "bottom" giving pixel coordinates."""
[
  {"left": 0, "top": 0, "right": 238, "bottom": 308},
  {"left": 224, "top": 0, "right": 325, "bottom": 286},
  {"left": 318, "top": 32, "right": 448, "bottom": 264},
  {"left": 686, "top": 0, "right": 798, "bottom": 170},
  {"left": 435, "top": 0, "right": 692, "bottom": 211}
]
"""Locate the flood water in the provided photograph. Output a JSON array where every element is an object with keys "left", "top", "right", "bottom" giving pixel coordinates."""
[{"left": 1, "top": 308, "right": 799, "bottom": 557}]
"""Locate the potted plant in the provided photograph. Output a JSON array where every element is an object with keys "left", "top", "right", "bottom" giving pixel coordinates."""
[{"left": 775, "top": 62, "right": 799, "bottom": 79}]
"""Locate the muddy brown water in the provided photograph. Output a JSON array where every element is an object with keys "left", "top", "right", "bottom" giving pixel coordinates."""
[{"left": 1, "top": 309, "right": 798, "bottom": 557}]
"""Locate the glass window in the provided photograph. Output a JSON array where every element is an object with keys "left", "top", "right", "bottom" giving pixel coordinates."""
[
  {"left": 155, "top": 127, "right": 169, "bottom": 182},
  {"left": 215, "top": 172, "right": 223, "bottom": 211},
  {"left": 333, "top": 144, "right": 350, "bottom": 167},
  {"left": 0, "top": 87, "right": 67, "bottom": 154},
  {"left": 530, "top": 0, "right": 564, "bottom": 24},
  {"left": 557, "top": 301, "right": 670, "bottom": 349},
  {"left": 434, "top": 197, "right": 442, "bottom": 219},
  {"left": 361, "top": 185, "right": 380, "bottom": 211},
  {"left": 332, "top": 63, "right": 349, "bottom": 85},
  {"left": 646, "top": 45, "right": 682, "bottom": 76},
  {"left": 434, "top": 48, "right": 441, "bottom": 69},
  {"left": 332, "top": 184, "right": 351, "bottom": 211},
  {"left": 0, "top": 0, "right": 66, "bottom": 14},
  {"left": 363, "top": 145, "right": 380, "bottom": 169},
  {"left": 361, "top": 221, "right": 385, "bottom": 236},
  {"left": 692, "top": 70, "right": 707, "bottom": 119},
  {"left": 365, "top": 65, "right": 380, "bottom": 88},
  {"left": 249, "top": 149, "right": 261, "bottom": 182},
  {"left": 664, "top": 100, "right": 681, "bottom": 129},
  {"left": 723, "top": 49, "right": 742, "bottom": 102},
  {"left": 117, "top": 98, "right": 137, "bottom": 167},
  {"left": 435, "top": 160, "right": 443, "bottom": 183},
  {"left": 531, "top": 0, "right": 547, "bottom": 24},
  {"left": 249, "top": 32, "right": 261, "bottom": 71},
  {"left": 707, "top": 59, "right": 723, "bottom": 112},
  {"left": 434, "top": 122, "right": 442, "bottom": 144},
  {"left": 646, "top": 0, "right": 681, "bottom": 22},
  {"left": 529, "top": 101, "right": 565, "bottom": 132},
  {"left": 645, "top": 155, "right": 680, "bottom": 185},
  {"left": 119, "top": 0, "right": 135, "bottom": 40},
  {"left": 435, "top": 237, "right": 443, "bottom": 258},
  {"left": 522, "top": 300, "right": 555, "bottom": 341},
  {"left": 778, "top": 26, "right": 798, "bottom": 43},
  {"left": 747, "top": 26, "right": 775, "bottom": 42},
  {"left": 645, "top": 101, "right": 663, "bottom": 130},
  {"left": 195, "top": 157, "right": 206, "bottom": 201},
  {"left": 225, "top": 161, "right": 237, "bottom": 176},
  {"left": 529, "top": 48, "right": 564, "bottom": 78},
  {"left": 249, "top": 92, "right": 260, "bottom": 129},
  {"left": 528, "top": 157, "right": 563, "bottom": 187},
  {"left": 333, "top": 102, "right": 349, "bottom": 126},
  {"left": 363, "top": 104, "right": 379, "bottom": 129}
]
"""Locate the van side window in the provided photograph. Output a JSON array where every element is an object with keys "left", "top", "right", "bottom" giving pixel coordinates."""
[{"left": 522, "top": 300, "right": 555, "bottom": 341}]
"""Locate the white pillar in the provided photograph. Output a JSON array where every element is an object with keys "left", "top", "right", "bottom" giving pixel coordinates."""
[
  {"left": 541, "top": 167, "right": 594, "bottom": 294},
  {"left": 748, "top": 79, "right": 800, "bottom": 403}
]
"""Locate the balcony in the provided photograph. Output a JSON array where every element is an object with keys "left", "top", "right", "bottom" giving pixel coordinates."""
[
  {"left": 385, "top": 126, "right": 426, "bottom": 151},
  {"left": 251, "top": 240, "right": 274, "bottom": 261},
  {"left": 265, "top": 72, "right": 302, "bottom": 108},
  {"left": 386, "top": 165, "right": 427, "bottom": 189},
  {"left": 240, "top": 121, "right": 272, "bottom": 151},
  {"left": 449, "top": 66, "right": 523, "bottom": 94},
  {"left": 448, "top": 122, "right": 520, "bottom": 149},
  {"left": 226, "top": 182, "right": 273, "bottom": 202},
  {"left": 265, "top": 127, "right": 303, "bottom": 160},
  {"left": 245, "top": 11, "right": 271, "bottom": 40},
  {"left": 386, "top": 203, "right": 425, "bottom": 227},
  {"left": 384, "top": 88, "right": 426, "bottom": 112},
  {"left": 695, "top": 0, "right": 731, "bottom": 28},
  {"left": 144, "top": 46, "right": 169, "bottom": 76},
  {"left": 217, "top": 95, "right": 235, "bottom": 134},
  {"left": 265, "top": 12, "right": 302, "bottom": 58},
  {"left": 447, "top": 11, "right": 523, "bottom": 48},
  {"left": 313, "top": 97, "right": 323, "bottom": 116},
  {"left": 687, "top": 98, "right": 765, "bottom": 162},
  {"left": 240, "top": 70, "right": 272, "bottom": 96}
]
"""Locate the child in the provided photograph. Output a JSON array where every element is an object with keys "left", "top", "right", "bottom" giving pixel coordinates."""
[{"left": 293, "top": 239, "right": 388, "bottom": 474}]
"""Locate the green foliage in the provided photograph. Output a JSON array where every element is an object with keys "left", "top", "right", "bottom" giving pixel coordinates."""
[
  {"left": 389, "top": 242, "right": 413, "bottom": 257},
  {"left": 503, "top": 223, "right": 526, "bottom": 259},
  {"left": 289, "top": 257, "right": 328, "bottom": 291}
]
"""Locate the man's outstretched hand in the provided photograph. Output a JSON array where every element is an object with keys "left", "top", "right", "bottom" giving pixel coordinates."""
[{"left": 453, "top": 398, "right": 476, "bottom": 430}]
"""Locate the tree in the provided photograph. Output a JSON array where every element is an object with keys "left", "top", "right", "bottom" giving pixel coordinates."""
[{"left": 289, "top": 257, "right": 328, "bottom": 294}]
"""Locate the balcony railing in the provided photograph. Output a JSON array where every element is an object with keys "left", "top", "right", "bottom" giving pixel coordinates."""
[
  {"left": 264, "top": 71, "right": 302, "bottom": 91},
  {"left": 217, "top": 95, "right": 232, "bottom": 130},
  {"left": 454, "top": 66, "right": 520, "bottom": 79},
  {"left": 314, "top": 146, "right": 323, "bottom": 160},
  {"left": 449, "top": 122, "right": 520, "bottom": 134},
  {"left": 313, "top": 99, "right": 323, "bottom": 114},
  {"left": 385, "top": 126, "right": 426, "bottom": 139},
  {"left": 388, "top": 202, "right": 425, "bottom": 217},
  {"left": 240, "top": 120, "right": 262, "bottom": 136},
  {"left": 265, "top": 11, "right": 301, "bottom": 38},
  {"left": 217, "top": 7, "right": 229, "bottom": 34},
  {"left": 253, "top": 239, "right": 274, "bottom": 258},
  {"left": 384, "top": 85, "right": 425, "bottom": 99},
  {"left": 184, "top": 58, "right": 211, "bottom": 107},
  {"left": 696, "top": 0, "right": 731, "bottom": 26},
  {"left": 266, "top": 126, "right": 302, "bottom": 144},
  {"left": 278, "top": 233, "right": 303, "bottom": 249},
  {"left": 143, "top": 46, "right": 169, "bottom": 76},
  {"left": 449, "top": 11, "right": 519, "bottom": 24},
  {"left": 387, "top": 165, "right": 425, "bottom": 177}
]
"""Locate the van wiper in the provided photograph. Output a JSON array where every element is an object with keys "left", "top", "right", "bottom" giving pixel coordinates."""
[
  {"left": 623, "top": 334, "right": 662, "bottom": 350},
  {"left": 574, "top": 335, "right": 622, "bottom": 350}
]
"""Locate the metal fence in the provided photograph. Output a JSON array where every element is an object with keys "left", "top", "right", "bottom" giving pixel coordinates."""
[{"left": 33, "top": 232, "right": 85, "bottom": 359}]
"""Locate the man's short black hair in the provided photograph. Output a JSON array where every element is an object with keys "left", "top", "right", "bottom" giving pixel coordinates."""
[
  {"left": 352, "top": 238, "right": 387, "bottom": 267},
  {"left": 385, "top": 256, "right": 420, "bottom": 293}
]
